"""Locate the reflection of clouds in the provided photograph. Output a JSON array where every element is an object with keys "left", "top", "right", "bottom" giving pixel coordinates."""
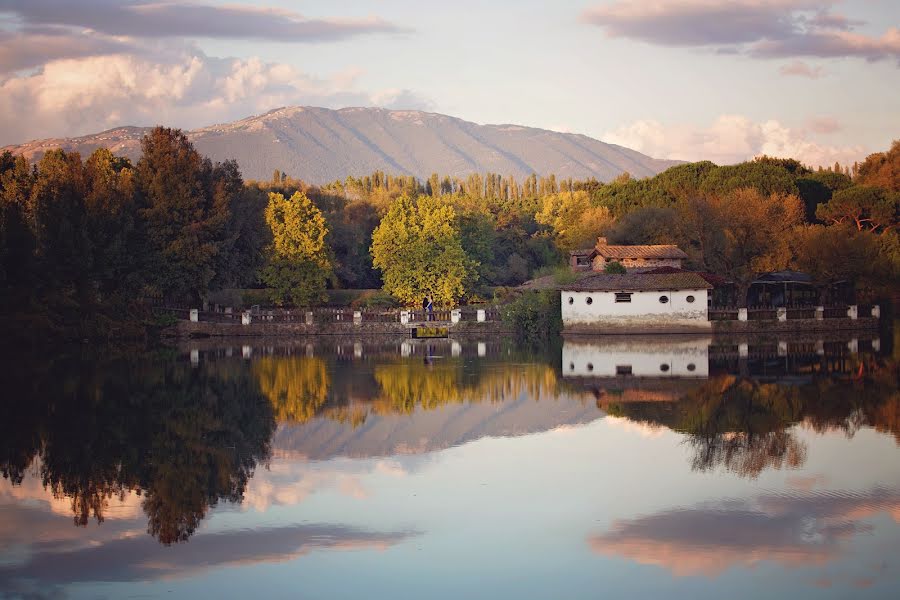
[
  {"left": 241, "top": 457, "right": 409, "bottom": 512},
  {"left": 589, "top": 487, "right": 900, "bottom": 577},
  {"left": 0, "top": 473, "right": 142, "bottom": 521},
  {"left": 1, "top": 522, "right": 416, "bottom": 588},
  {"left": 603, "top": 415, "right": 665, "bottom": 439},
  {"left": 787, "top": 474, "right": 829, "bottom": 491}
]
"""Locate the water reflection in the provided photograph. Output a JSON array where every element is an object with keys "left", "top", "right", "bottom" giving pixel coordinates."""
[
  {"left": 1, "top": 353, "right": 276, "bottom": 544},
  {"left": 1, "top": 333, "right": 899, "bottom": 598}
]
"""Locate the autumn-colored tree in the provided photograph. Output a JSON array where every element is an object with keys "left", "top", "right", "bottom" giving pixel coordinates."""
[
  {"left": 677, "top": 188, "right": 805, "bottom": 304},
  {"left": 259, "top": 191, "right": 332, "bottom": 306},
  {"left": 370, "top": 195, "right": 473, "bottom": 306},
  {"left": 535, "top": 190, "right": 614, "bottom": 253},
  {"left": 857, "top": 139, "right": 900, "bottom": 191},
  {"left": 792, "top": 225, "right": 890, "bottom": 301}
]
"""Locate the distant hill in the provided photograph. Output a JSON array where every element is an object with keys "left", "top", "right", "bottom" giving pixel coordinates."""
[{"left": 2, "top": 106, "right": 681, "bottom": 183}]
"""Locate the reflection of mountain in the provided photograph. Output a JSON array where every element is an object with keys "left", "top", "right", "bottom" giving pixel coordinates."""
[
  {"left": 589, "top": 487, "right": 900, "bottom": 578},
  {"left": 273, "top": 386, "right": 600, "bottom": 461}
]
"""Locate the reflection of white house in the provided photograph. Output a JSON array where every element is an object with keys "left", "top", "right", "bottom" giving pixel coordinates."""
[
  {"left": 561, "top": 273, "right": 712, "bottom": 333},
  {"left": 562, "top": 337, "right": 710, "bottom": 379}
]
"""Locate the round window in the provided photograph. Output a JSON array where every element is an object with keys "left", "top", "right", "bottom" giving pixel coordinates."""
[
  {"left": 687, "top": 363, "right": 696, "bottom": 372},
  {"left": 586, "top": 297, "right": 593, "bottom": 305},
  {"left": 686, "top": 295, "right": 695, "bottom": 303},
  {"left": 568, "top": 296, "right": 574, "bottom": 305},
  {"left": 569, "top": 362, "right": 575, "bottom": 371},
  {"left": 660, "top": 364, "right": 670, "bottom": 372},
  {"left": 587, "top": 363, "right": 594, "bottom": 372},
  {"left": 659, "top": 295, "right": 669, "bottom": 304}
]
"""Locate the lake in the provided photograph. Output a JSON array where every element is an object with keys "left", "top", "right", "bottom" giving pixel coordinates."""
[{"left": 2, "top": 331, "right": 899, "bottom": 599}]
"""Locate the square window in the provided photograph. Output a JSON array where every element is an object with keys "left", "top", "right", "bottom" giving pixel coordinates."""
[
  {"left": 616, "top": 365, "right": 633, "bottom": 376},
  {"left": 615, "top": 292, "right": 632, "bottom": 303}
]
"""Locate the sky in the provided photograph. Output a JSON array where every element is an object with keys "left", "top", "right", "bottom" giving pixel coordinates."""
[{"left": 0, "top": 0, "right": 898, "bottom": 166}]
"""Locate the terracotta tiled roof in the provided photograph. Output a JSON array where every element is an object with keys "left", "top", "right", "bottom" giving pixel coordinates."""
[
  {"left": 642, "top": 266, "right": 729, "bottom": 287},
  {"left": 564, "top": 272, "right": 713, "bottom": 292},
  {"left": 595, "top": 243, "right": 688, "bottom": 260},
  {"left": 570, "top": 248, "right": 597, "bottom": 257}
]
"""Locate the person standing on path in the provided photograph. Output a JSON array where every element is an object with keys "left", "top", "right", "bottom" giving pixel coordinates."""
[{"left": 426, "top": 297, "right": 434, "bottom": 322}]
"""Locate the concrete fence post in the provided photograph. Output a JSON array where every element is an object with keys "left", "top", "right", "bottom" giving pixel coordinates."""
[
  {"left": 241, "top": 311, "right": 252, "bottom": 325},
  {"left": 872, "top": 305, "right": 881, "bottom": 319},
  {"left": 738, "top": 308, "right": 748, "bottom": 322},
  {"left": 815, "top": 306, "right": 824, "bottom": 321},
  {"left": 847, "top": 305, "right": 858, "bottom": 320},
  {"left": 776, "top": 307, "right": 787, "bottom": 322},
  {"left": 400, "top": 310, "right": 410, "bottom": 325},
  {"left": 477, "top": 309, "right": 486, "bottom": 323},
  {"left": 189, "top": 308, "right": 199, "bottom": 322},
  {"left": 353, "top": 311, "right": 362, "bottom": 325},
  {"left": 451, "top": 309, "right": 461, "bottom": 324}
]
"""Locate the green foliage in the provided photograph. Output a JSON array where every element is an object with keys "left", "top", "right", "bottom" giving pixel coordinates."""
[
  {"left": 816, "top": 185, "right": 899, "bottom": 233},
  {"left": 604, "top": 260, "right": 627, "bottom": 274},
  {"left": 259, "top": 191, "right": 332, "bottom": 306},
  {"left": 370, "top": 195, "right": 474, "bottom": 306},
  {"left": 502, "top": 290, "right": 562, "bottom": 344}
]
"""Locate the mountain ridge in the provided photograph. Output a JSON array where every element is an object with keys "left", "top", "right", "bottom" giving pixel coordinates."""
[{"left": 2, "top": 106, "right": 682, "bottom": 183}]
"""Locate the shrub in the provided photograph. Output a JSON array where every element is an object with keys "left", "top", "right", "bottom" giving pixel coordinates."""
[
  {"left": 604, "top": 261, "right": 626, "bottom": 274},
  {"left": 502, "top": 289, "right": 562, "bottom": 344}
]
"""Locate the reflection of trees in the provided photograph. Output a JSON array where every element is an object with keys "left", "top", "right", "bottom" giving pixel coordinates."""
[
  {"left": 606, "top": 357, "right": 900, "bottom": 478},
  {"left": 1, "top": 353, "right": 275, "bottom": 544},
  {"left": 253, "top": 356, "right": 329, "bottom": 422},
  {"left": 371, "top": 361, "right": 562, "bottom": 415}
]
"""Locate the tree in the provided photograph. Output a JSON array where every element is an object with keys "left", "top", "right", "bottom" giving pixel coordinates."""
[
  {"left": 816, "top": 185, "right": 898, "bottom": 234},
  {"left": 792, "top": 225, "right": 891, "bottom": 301},
  {"left": 135, "top": 127, "right": 234, "bottom": 304},
  {"left": 370, "top": 195, "right": 473, "bottom": 306},
  {"left": 259, "top": 191, "right": 332, "bottom": 306},
  {"left": 857, "top": 140, "right": 900, "bottom": 191},
  {"left": 677, "top": 188, "right": 805, "bottom": 304},
  {"left": 535, "top": 191, "right": 614, "bottom": 253}
]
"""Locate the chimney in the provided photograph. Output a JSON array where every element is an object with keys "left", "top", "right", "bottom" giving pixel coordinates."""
[{"left": 597, "top": 237, "right": 607, "bottom": 246}]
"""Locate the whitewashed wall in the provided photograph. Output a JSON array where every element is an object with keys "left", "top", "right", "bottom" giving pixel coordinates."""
[
  {"left": 561, "top": 337, "right": 710, "bottom": 378},
  {"left": 560, "top": 289, "right": 709, "bottom": 329}
]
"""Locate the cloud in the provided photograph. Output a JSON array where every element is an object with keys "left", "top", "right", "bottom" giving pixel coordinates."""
[
  {"left": 602, "top": 115, "right": 865, "bottom": 167},
  {"left": 0, "top": 0, "right": 407, "bottom": 43},
  {"left": 0, "top": 26, "right": 143, "bottom": 74},
  {"left": 589, "top": 486, "right": 900, "bottom": 577},
  {"left": 779, "top": 59, "right": 825, "bottom": 78},
  {"left": 0, "top": 49, "right": 433, "bottom": 145},
  {"left": 581, "top": 0, "right": 900, "bottom": 65}
]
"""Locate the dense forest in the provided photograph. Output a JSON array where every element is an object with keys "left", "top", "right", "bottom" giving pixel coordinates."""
[{"left": 1, "top": 126, "right": 898, "bottom": 340}]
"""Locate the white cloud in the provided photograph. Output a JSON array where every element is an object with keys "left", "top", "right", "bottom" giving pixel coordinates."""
[
  {"left": 602, "top": 115, "right": 866, "bottom": 167},
  {"left": 0, "top": 49, "right": 434, "bottom": 144}
]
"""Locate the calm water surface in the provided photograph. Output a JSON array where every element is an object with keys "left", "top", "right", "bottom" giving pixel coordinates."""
[{"left": 2, "top": 332, "right": 899, "bottom": 599}]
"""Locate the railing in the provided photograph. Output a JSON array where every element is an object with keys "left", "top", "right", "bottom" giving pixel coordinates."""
[
  {"left": 154, "top": 305, "right": 504, "bottom": 325},
  {"left": 707, "top": 305, "right": 877, "bottom": 322}
]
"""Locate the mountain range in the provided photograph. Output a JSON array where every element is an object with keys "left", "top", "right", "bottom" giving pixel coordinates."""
[{"left": 2, "top": 106, "right": 680, "bottom": 183}]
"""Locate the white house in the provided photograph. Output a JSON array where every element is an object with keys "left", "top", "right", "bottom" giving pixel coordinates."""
[{"left": 560, "top": 272, "right": 712, "bottom": 333}]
